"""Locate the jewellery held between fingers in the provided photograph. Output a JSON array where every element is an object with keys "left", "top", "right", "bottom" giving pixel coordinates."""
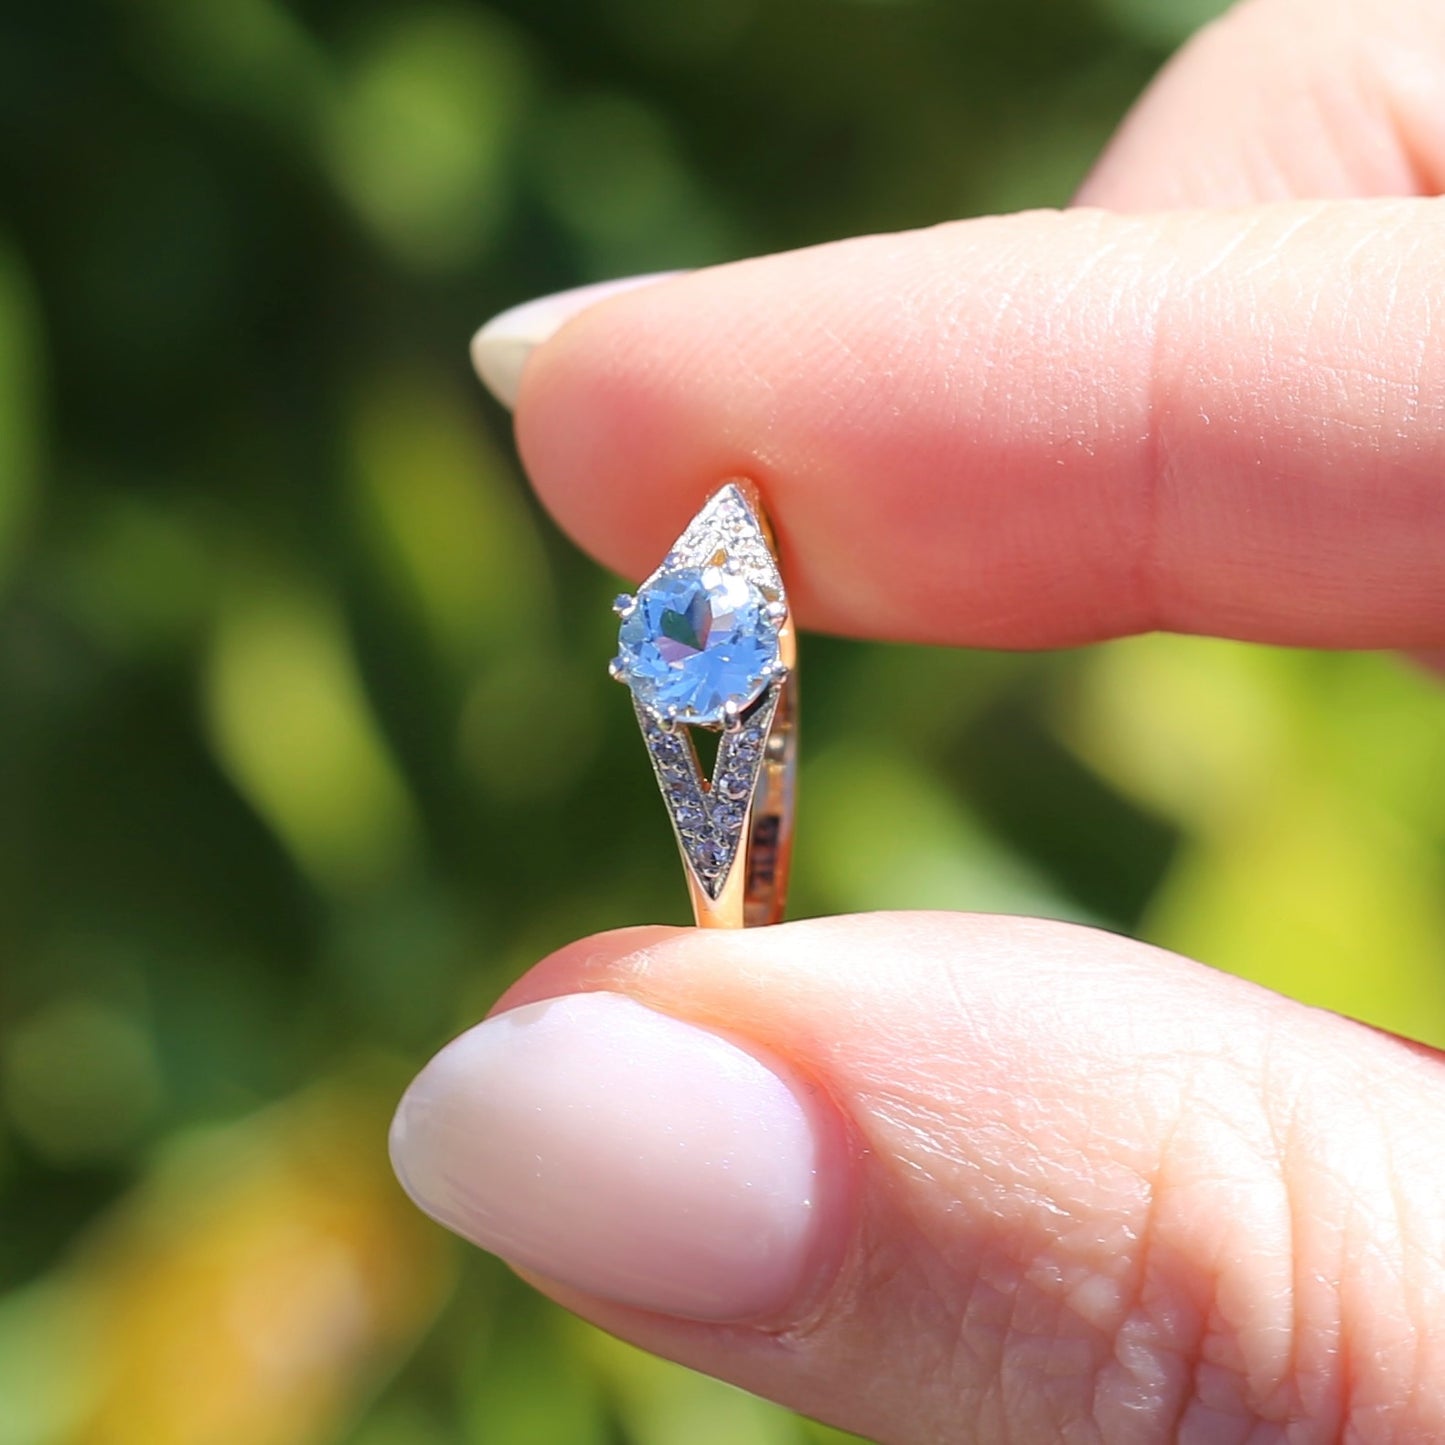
[{"left": 609, "top": 480, "right": 797, "bottom": 928}]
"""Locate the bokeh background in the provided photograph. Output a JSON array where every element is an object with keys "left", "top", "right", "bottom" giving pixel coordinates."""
[{"left": 5, "top": 0, "right": 1445, "bottom": 1441}]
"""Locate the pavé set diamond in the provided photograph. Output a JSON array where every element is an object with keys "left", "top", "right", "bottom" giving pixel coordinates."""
[{"left": 610, "top": 481, "right": 795, "bottom": 926}]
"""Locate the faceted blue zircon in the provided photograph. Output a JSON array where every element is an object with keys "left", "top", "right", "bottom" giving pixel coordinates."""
[{"left": 619, "top": 565, "right": 779, "bottom": 724}]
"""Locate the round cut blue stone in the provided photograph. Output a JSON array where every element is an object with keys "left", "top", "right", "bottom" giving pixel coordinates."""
[{"left": 619, "top": 565, "right": 779, "bottom": 723}]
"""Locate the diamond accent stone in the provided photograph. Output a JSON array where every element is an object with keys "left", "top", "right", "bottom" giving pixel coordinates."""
[
  {"left": 712, "top": 801, "right": 745, "bottom": 833},
  {"left": 635, "top": 688, "right": 779, "bottom": 897},
  {"left": 673, "top": 798, "right": 704, "bottom": 828},
  {"left": 666, "top": 483, "right": 784, "bottom": 594}
]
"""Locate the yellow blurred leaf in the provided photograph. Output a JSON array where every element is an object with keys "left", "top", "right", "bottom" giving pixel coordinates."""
[
  {"left": 54, "top": 1083, "right": 452, "bottom": 1445},
  {"left": 323, "top": 8, "right": 531, "bottom": 270},
  {"left": 1309, "top": 651, "right": 1445, "bottom": 842},
  {"left": 800, "top": 744, "right": 1083, "bottom": 919},
  {"left": 1070, "top": 636, "right": 1445, "bottom": 1043},
  {"left": 347, "top": 371, "right": 550, "bottom": 671},
  {"left": 1065, "top": 634, "right": 1305, "bottom": 834},
  {"left": 1146, "top": 779, "right": 1445, "bottom": 1046},
  {"left": 0, "top": 1281, "right": 101, "bottom": 1445},
  {"left": 205, "top": 571, "right": 418, "bottom": 892}
]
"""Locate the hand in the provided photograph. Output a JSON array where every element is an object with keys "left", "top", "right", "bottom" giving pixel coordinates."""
[{"left": 390, "top": 1, "right": 1445, "bottom": 1439}]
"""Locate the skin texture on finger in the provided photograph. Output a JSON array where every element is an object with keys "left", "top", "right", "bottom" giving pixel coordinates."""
[
  {"left": 481, "top": 915, "right": 1445, "bottom": 1445},
  {"left": 1076, "top": 0, "right": 1445, "bottom": 210},
  {"left": 516, "top": 198, "right": 1445, "bottom": 651},
  {"left": 1074, "top": 0, "right": 1445, "bottom": 677}
]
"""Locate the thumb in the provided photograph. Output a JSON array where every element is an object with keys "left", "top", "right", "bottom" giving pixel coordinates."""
[{"left": 389, "top": 914, "right": 1445, "bottom": 1443}]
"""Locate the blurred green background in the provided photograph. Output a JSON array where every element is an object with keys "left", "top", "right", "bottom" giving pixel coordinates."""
[{"left": 5, "top": 0, "right": 1445, "bottom": 1442}]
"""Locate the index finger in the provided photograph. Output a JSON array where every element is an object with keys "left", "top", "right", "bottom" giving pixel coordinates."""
[{"left": 499, "top": 199, "right": 1445, "bottom": 651}]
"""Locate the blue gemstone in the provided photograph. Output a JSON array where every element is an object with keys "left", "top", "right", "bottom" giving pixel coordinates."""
[{"left": 619, "top": 566, "right": 779, "bottom": 723}]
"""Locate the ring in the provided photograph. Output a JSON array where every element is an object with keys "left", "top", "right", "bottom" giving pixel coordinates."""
[{"left": 609, "top": 480, "right": 796, "bottom": 928}]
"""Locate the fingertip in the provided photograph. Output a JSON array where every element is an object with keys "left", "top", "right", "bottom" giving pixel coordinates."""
[
  {"left": 469, "top": 316, "right": 530, "bottom": 410},
  {"left": 389, "top": 983, "right": 846, "bottom": 1324},
  {"left": 487, "top": 924, "right": 688, "bottom": 1018},
  {"left": 470, "top": 272, "right": 686, "bottom": 410}
]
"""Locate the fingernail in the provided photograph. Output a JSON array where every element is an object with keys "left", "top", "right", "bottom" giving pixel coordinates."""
[
  {"left": 389, "top": 991, "right": 825, "bottom": 1322},
  {"left": 470, "top": 272, "right": 681, "bottom": 409}
]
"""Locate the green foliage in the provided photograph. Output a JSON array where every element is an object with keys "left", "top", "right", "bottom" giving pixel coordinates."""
[{"left": 0, "top": 0, "right": 1433, "bottom": 1442}]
